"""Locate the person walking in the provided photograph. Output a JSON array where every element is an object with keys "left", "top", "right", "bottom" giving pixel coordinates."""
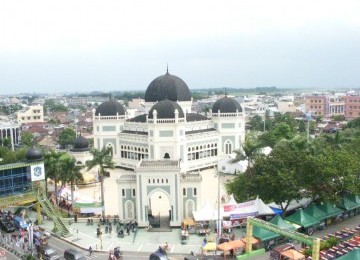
[{"left": 89, "top": 246, "right": 93, "bottom": 256}]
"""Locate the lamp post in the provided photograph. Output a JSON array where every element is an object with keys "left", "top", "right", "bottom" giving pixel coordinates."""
[
  {"left": 217, "top": 170, "right": 222, "bottom": 240},
  {"left": 66, "top": 194, "right": 70, "bottom": 218}
]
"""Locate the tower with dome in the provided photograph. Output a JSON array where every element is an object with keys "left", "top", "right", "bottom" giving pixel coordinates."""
[{"left": 92, "top": 70, "right": 245, "bottom": 227}]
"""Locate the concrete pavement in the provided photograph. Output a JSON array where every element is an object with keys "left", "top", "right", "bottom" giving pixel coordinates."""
[{"left": 32, "top": 213, "right": 360, "bottom": 259}]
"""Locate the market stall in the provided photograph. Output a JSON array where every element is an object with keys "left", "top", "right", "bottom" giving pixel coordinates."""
[
  {"left": 280, "top": 249, "right": 305, "bottom": 260},
  {"left": 252, "top": 225, "right": 279, "bottom": 250},
  {"left": 317, "top": 201, "right": 343, "bottom": 225},
  {"left": 285, "top": 209, "right": 319, "bottom": 235}
]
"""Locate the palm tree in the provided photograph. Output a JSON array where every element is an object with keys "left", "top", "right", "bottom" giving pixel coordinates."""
[
  {"left": 231, "top": 137, "right": 260, "bottom": 174},
  {"left": 44, "top": 150, "right": 66, "bottom": 205},
  {"left": 61, "top": 155, "right": 84, "bottom": 206},
  {"left": 86, "top": 146, "right": 114, "bottom": 218}
]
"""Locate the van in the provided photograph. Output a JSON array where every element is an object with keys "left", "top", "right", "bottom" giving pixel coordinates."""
[
  {"left": 63, "top": 249, "right": 86, "bottom": 260},
  {"left": 14, "top": 216, "right": 29, "bottom": 230}
]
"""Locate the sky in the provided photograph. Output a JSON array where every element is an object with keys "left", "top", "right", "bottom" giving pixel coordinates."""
[{"left": 1, "top": 0, "right": 360, "bottom": 95}]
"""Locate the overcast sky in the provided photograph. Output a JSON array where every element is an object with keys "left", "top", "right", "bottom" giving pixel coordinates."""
[{"left": 1, "top": 0, "right": 360, "bottom": 95}]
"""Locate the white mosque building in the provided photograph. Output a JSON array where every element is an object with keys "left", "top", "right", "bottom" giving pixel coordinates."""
[{"left": 92, "top": 70, "right": 245, "bottom": 227}]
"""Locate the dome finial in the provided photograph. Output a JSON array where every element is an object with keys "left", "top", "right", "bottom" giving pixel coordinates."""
[
  {"left": 225, "top": 88, "right": 228, "bottom": 97},
  {"left": 166, "top": 63, "right": 169, "bottom": 74},
  {"left": 109, "top": 92, "right": 112, "bottom": 101}
]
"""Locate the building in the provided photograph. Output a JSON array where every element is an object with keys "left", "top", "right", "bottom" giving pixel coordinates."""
[
  {"left": 17, "top": 104, "right": 44, "bottom": 124},
  {"left": 344, "top": 95, "right": 360, "bottom": 119},
  {"left": 305, "top": 95, "right": 328, "bottom": 117},
  {"left": 0, "top": 121, "right": 20, "bottom": 150},
  {"left": 93, "top": 70, "right": 245, "bottom": 227}
]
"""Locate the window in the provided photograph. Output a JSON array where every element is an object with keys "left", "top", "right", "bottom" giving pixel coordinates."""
[
  {"left": 132, "top": 189, "right": 136, "bottom": 197},
  {"left": 183, "top": 188, "right": 186, "bottom": 196},
  {"left": 225, "top": 141, "right": 232, "bottom": 154},
  {"left": 122, "top": 189, "right": 125, "bottom": 197},
  {"left": 194, "top": 188, "right": 197, "bottom": 196}
]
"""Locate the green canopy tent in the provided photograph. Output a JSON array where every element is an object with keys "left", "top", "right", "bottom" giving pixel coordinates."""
[
  {"left": 317, "top": 202, "right": 343, "bottom": 218},
  {"left": 285, "top": 209, "right": 319, "bottom": 229},
  {"left": 337, "top": 248, "right": 360, "bottom": 260},
  {"left": 346, "top": 194, "right": 360, "bottom": 205},
  {"left": 337, "top": 197, "right": 359, "bottom": 211},
  {"left": 303, "top": 203, "right": 329, "bottom": 221},
  {"left": 269, "top": 215, "right": 297, "bottom": 231},
  {"left": 252, "top": 226, "right": 279, "bottom": 242}
]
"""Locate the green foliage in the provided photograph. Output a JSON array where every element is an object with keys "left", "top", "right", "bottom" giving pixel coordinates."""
[
  {"left": 304, "top": 236, "right": 341, "bottom": 256},
  {"left": 346, "top": 117, "right": 360, "bottom": 128},
  {"left": 0, "top": 103, "right": 22, "bottom": 115},
  {"left": 331, "top": 114, "right": 345, "bottom": 121},
  {"left": 86, "top": 146, "right": 115, "bottom": 218},
  {"left": 0, "top": 146, "right": 27, "bottom": 165},
  {"left": 21, "top": 131, "right": 35, "bottom": 147},
  {"left": 58, "top": 128, "right": 76, "bottom": 148},
  {"left": 44, "top": 98, "right": 68, "bottom": 113}
]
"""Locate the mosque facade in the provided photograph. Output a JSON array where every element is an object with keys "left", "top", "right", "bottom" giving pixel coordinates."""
[{"left": 92, "top": 70, "right": 245, "bottom": 227}]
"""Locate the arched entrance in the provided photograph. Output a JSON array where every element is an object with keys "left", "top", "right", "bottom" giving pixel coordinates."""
[{"left": 148, "top": 190, "right": 171, "bottom": 229}]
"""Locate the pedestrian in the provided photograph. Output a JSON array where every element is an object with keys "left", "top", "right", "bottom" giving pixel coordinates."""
[
  {"left": 126, "top": 227, "right": 130, "bottom": 235},
  {"left": 89, "top": 246, "right": 93, "bottom": 256}
]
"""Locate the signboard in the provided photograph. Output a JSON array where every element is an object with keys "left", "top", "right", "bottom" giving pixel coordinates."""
[
  {"left": 230, "top": 212, "right": 258, "bottom": 220},
  {"left": 224, "top": 200, "right": 256, "bottom": 212},
  {"left": 31, "top": 164, "right": 45, "bottom": 181}
]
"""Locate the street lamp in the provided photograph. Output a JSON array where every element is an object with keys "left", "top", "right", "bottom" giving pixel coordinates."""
[
  {"left": 217, "top": 170, "right": 222, "bottom": 240},
  {"left": 66, "top": 194, "right": 70, "bottom": 218}
]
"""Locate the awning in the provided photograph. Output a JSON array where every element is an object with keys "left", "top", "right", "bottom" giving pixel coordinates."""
[{"left": 280, "top": 249, "right": 305, "bottom": 260}]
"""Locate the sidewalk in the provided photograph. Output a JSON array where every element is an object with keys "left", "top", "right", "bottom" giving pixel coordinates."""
[{"left": 34, "top": 213, "right": 360, "bottom": 257}]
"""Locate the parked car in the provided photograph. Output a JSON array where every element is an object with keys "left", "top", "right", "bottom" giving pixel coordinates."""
[{"left": 0, "top": 220, "right": 15, "bottom": 233}]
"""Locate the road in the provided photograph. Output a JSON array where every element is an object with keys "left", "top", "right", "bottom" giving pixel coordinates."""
[{"left": 0, "top": 246, "right": 22, "bottom": 260}]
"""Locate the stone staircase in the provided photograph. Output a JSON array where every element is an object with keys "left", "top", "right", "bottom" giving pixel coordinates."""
[{"left": 37, "top": 194, "right": 71, "bottom": 237}]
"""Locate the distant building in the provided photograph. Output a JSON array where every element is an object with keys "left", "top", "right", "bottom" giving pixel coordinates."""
[
  {"left": 305, "top": 95, "right": 327, "bottom": 117},
  {"left": 344, "top": 95, "right": 360, "bottom": 119},
  {"left": 0, "top": 121, "right": 20, "bottom": 150},
  {"left": 17, "top": 104, "right": 44, "bottom": 124}
]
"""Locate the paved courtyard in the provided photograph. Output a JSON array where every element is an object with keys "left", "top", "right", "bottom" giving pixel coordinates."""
[{"left": 32, "top": 213, "right": 360, "bottom": 259}]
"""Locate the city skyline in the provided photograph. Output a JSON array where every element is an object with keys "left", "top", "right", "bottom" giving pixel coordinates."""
[{"left": 1, "top": 0, "right": 360, "bottom": 95}]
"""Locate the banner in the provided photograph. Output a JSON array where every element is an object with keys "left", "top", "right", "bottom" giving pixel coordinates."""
[
  {"left": 31, "top": 164, "right": 45, "bottom": 181},
  {"left": 230, "top": 212, "right": 257, "bottom": 220},
  {"left": 224, "top": 200, "right": 255, "bottom": 212}
]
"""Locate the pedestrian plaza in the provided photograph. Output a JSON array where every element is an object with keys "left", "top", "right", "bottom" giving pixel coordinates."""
[{"left": 32, "top": 213, "right": 360, "bottom": 259}]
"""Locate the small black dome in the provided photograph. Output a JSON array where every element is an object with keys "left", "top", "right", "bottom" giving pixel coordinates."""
[
  {"left": 25, "top": 147, "right": 43, "bottom": 161},
  {"left": 148, "top": 100, "right": 184, "bottom": 119},
  {"left": 212, "top": 97, "right": 242, "bottom": 113},
  {"left": 71, "top": 136, "right": 89, "bottom": 152},
  {"left": 95, "top": 100, "right": 126, "bottom": 116},
  {"left": 145, "top": 72, "right": 191, "bottom": 102}
]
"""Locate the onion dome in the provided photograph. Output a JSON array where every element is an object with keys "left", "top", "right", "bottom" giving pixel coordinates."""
[
  {"left": 25, "top": 147, "right": 43, "bottom": 161},
  {"left": 95, "top": 100, "right": 126, "bottom": 116},
  {"left": 145, "top": 70, "right": 191, "bottom": 102},
  {"left": 212, "top": 97, "right": 242, "bottom": 113},
  {"left": 148, "top": 99, "right": 184, "bottom": 119},
  {"left": 71, "top": 135, "right": 89, "bottom": 152}
]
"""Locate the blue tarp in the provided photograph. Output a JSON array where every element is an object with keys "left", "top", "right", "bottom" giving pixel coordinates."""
[{"left": 270, "top": 207, "right": 283, "bottom": 216}]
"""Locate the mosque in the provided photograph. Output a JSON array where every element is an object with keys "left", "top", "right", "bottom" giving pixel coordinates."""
[{"left": 91, "top": 70, "right": 245, "bottom": 227}]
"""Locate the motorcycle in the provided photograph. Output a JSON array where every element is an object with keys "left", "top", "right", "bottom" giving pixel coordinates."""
[{"left": 109, "top": 246, "right": 123, "bottom": 260}]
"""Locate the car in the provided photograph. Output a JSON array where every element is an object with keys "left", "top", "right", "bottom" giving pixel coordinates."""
[
  {"left": 64, "top": 248, "right": 86, "bottom": 260},
  {"left": 13, "top": 216, "right": 29, "bottom": 229},
  {"left": 42, "top": 247, "right": 61, "bottom": 260},
  {"left": 0, "top": 220, "right": 15, "bottom": 233}
]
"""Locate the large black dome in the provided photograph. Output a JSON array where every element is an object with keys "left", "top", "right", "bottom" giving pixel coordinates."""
[
  {"left": 145, "top": 71, "right": 191, "bottom": 102},
  {"left": 25, "top": 147, "right": 43, "bottom": 161},
  {"left": 148, "top": 100, "right": 184, "bottom": 119},
  {"left": 71, "top": 136, "right": 89, "bottom": 152},
  {"left": 212, "top": 97, "right": 242, "bottom": 113},
  {"left": 95, "top": 100, "right": 126, "bottom": 116}
]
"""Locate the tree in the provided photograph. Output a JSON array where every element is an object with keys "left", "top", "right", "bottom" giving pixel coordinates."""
[
  {"left": 21, "top": 131, "right": 35, "bottom": 147},
  {"left": 44, "top": 150, "right": 66, "bottom": 205},
  {"left": 231, "top": 136, "right": 260, "bottom": 174},
  {"left": 61, "top": 155, "right": 84, "bottom": 206},
  {"left": 86, "top": 146, "right": 115, "bottom": 218},
  {"left": 58, "top": 128, "right": 76, "bottom": 149}
]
